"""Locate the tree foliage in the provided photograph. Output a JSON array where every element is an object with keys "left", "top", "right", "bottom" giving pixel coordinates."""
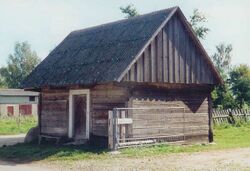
[
  {"left": 229, "top": 65, "right": 250, "bottom": 108},
  {"left": 0, "top": 42, "right": 41, "bottom": 88},
  {"left": 120, "top": 4, "right": 139, "bottom": 18},
  {"left": 212, "top": 44, "right": 232, "bottom": 78},
  {"left": 189, "top": 9, "right": 209, "bottom": 39},
  {"left": 211, "top": 43, "right": 234, "bottom": 109},
  {"left": 211, "top": 84, "right": 236, "bottom": 109},
  {"left": 0, "top": 69, "right": 7, "bottom": 88}
]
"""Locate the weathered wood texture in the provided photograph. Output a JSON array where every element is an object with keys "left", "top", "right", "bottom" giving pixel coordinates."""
[
  {"left": 39, "top": 84, "right": 130, "bottom": 138},
  {"left": 129, "top": 89, "right": 210, "bottom": 143},
  {"left": 212, "top": 109, "right": 250, "bottom": 125},
  {"left": 90, "top": 84, "right": 130, "bottom": 137},
  {"left": 40, "top": 89, "right": 69, "bottom": 136},
  {"left": 122, "top": 13, "right": 216, "bottom": 84}
]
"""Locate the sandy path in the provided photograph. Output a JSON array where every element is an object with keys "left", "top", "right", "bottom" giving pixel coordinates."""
[
  {"left": 1, "top": 147, "right": 250, "bottom": 171},
  {"left": 70, "top": 147, "right": 250, "bottom": 171}
]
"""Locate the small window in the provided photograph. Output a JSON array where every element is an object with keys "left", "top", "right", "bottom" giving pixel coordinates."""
[{"left": 29, "top": 96, "right": 35, "bottom": 102}]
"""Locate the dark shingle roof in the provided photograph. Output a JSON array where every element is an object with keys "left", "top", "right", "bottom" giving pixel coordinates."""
[{"left": 21, "top": 7, "right": 176, "bottom": 88}]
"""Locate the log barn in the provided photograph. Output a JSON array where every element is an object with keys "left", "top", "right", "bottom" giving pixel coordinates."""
[{"left": 22, "top": 7, "right": 222, "bottom": 148}]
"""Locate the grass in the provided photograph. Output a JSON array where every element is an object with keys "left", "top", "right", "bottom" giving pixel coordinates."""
[
  {"left": 0, "top": 123, "right": 250, "bottom": 162},
  {"left": 0, "top": 116, "right": 37, "bottom": 135},
  {"left": 121, "top": 123, "right": 250, "bottom": 156}
]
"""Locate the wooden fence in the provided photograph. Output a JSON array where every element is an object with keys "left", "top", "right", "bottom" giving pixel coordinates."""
[
  {"left": 212, "top": 109, "right": 250, "bottom": 125},
  {"left": 108, "top": 107, "right": 195, "bottom": 150}
]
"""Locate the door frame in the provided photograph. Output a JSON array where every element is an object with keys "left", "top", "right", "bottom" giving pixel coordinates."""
[{"left": 68, "top": 89, "right": 90, "bottom": 139}]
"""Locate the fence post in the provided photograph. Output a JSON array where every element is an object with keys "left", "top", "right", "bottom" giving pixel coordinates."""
[
  {"left": 108, "top": 110, "right": 113, "bottom": 150},
  {"left": 228, "top": 109, "right": 235, "bottom": 124},
  {"left": 113, "top": 108, "right": 118, "bottom": 151},
  {"left": 208, "top": 94, "right": 213, "bottom": 142},
  {"left": 244, "top": 109, "right": 247, "bottom": 122},
  {"left": 120, "top": 110, "right": 126, "bottom": 143}
]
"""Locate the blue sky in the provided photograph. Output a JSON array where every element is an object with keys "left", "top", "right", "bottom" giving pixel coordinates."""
[{"left": 0, "top": 0, "right": 249, "bottom": 67}]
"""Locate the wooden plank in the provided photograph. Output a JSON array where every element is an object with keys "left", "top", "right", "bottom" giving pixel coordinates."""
[
  {"left": 119, "top": 140, "right": 155, "bottom": 147},
  {"left": 117, "top": 118, "right": 133, "bottom": 125},
  {"left": 179, "top": 20, "right": 185, "bottom": 83},
  {"left": 136, "top": 58, "right": 141, "bottom": 82},
  {"left": 174, "top": 16, "right": 179, "bottom": 83},
  {"left": 186, "top": 36, "right": 191, "bottom": 83},
  {"left": 141, "top": 54, "right": 145, "bottom": 82},
  {"left": 191, "top": 44, "right": 196, "bottom": 83},
  {"left": 130, "top": 65, "right": 135, "bottom": 81},
  {"left": 108, "top": 110, "right": 113, "bottom": 150},
  {"left": 196, "top": 53, "right": 201, "bottom": 84},
  {"left": 163, "top": 28, "right": 168, "bottom": 82},
  {"left": 144, "top": 48, "right": 150, "bottom": 82},
  {"left": 167, "top": 19, "right": 174, "bottom": 83},
  {"left": 120, "top": 111, "right": 126, "bottom": 143},
  {"left": 157, "top": 30, "right": 163, "bottom": 82},
  {"left": 150, "top": 40, "right": 156, "bottom": 82}
]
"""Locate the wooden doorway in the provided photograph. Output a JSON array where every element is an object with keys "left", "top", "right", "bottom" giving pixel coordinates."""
[
  {"left": 69, "top": 90, "right": 90, "bottom": 139},
  {"left": 73, "top": 95, "right": 86, "bottom": 139}
]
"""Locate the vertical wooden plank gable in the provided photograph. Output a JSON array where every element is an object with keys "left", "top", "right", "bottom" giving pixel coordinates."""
[
  {"left": 157, "top": 30, "right": 163, "bottom": 82},
  {"left": 121, "top": 13, "right": 217, "bottom": 85},
  {"left": 144, "top": 47, "right": 150, "bottom": 82},
  {"left": 163, "top": 28, "right": 169, "bottom": 82},
  {"left": 151, "top": 40, "right": 156, "bottom": 82}
]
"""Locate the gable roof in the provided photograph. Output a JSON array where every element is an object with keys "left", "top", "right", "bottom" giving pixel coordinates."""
[{"left": 22, "top": 7, "right": 222, "bottom": 89}]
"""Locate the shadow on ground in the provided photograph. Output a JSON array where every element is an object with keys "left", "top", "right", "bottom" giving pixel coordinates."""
[{"left": 0, "top": 142, "right": 108, "bottom": 164}]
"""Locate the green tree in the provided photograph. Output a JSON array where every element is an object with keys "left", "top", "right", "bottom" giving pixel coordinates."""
[
  {"left": 211, "top": 43, "right": 235, "bottom": 109},
  {"left": 120, "top": 4, "right": 139, "bottom": 18},
  {"left": 229, "top": 65, "right": 250, "bottom": 108},
  {"left": 211, "top": 84, "right": 236, "bottom": 109},
  {"left": 212, "top": 44, "right": 232, "bottom": 78},
  {"left": 0, "top": 42, "right": 41, "bottom": 88},
  {"left": 0, "top": 68, "right": 7, "bottom": 88},
  {"left": 189, "top": 9, "right": 209, "bottom": 39}
]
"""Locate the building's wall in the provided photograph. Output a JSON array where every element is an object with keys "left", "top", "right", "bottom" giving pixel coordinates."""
[
  {"left": 39, "top": 84, "right": 129, "bottom": 141},
  {"left": 39, "top": 84, "right": 211, "bottom": 145},
  {"left": 0, "top": 104, "right": 38, "bottom": 116},
  {"left": 0, "top": 96, "right": 38, "bottom": 104},
  {"left": 90, "top": 84, "right": 130, "bottom": 138},
  {"left": 32, "top": 104, "right": 38, "bottom": 116},
  {"left": 0, "top": 104, "right": 19, "bottom": 116},
  {"left": 129, "top": 87, "right": 210, "bottom": 143},
  {"left": 122, "top": 13, "right": 217, "bottom": 84},
  {"left": 0, "top": 95, "right": 38, "bottom": 117},
  {"left": 40, "top": 89, "right": 69, "bottom": 136}
]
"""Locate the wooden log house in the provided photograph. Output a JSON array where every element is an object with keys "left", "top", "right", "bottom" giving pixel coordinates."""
[{"left": 22, "top": 7, "right": 222, "bottom": 146}]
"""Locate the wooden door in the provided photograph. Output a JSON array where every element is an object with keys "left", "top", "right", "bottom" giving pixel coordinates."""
[
  {"left": 7, "top": 106, "right": 14, "bottom": 116},
  {"left": 19, "top": 105, "right": 32, "bottom": 115},
  {"left": 73, "top": 95, "right": 86, "bottom": 139}
]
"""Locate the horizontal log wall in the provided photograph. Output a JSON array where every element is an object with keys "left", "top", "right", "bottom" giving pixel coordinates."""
[
  {"left": 122, "top": 13, "right": 215, "bottom": 84},
  {"left": 130, "top": 89, "right": 210, "bottom": 143},
  {"left": 41, "top": 89, "right": 69, "bottom": 136},
  {"left": 90, "top": 84, "right": 130, "bottom": 137}
]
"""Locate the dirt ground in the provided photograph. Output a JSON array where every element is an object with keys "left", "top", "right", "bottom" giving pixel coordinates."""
[
  {"left": 2, "top": 147, "right": 248, "bottom": 171},
  {"left": 64, "top": 147, "right": 250, "bottom": 171}
]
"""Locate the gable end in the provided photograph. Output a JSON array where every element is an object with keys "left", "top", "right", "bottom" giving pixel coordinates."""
[{"left": 119, "top": 8, "right": 222, "bottom": 85}]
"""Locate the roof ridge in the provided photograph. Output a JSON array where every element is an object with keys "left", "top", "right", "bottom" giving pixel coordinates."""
[{"left": 71, "top": 6, "right": 179, "bottom": 35}]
